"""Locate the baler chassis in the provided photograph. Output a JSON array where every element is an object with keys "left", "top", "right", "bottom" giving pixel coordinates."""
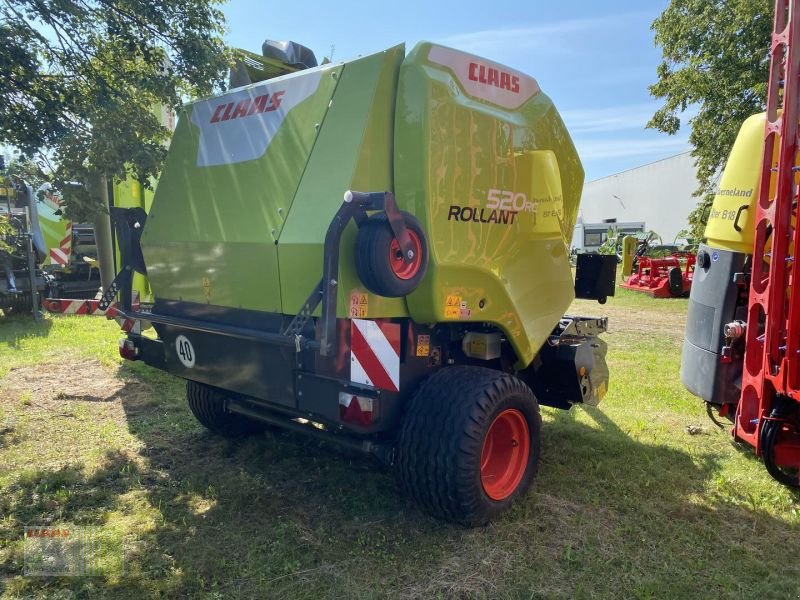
[{"left": 99, "top": 190, "right": 613, "bottom": 526}]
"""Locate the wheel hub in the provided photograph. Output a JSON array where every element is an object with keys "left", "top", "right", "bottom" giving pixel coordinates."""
[
  {"left": 480, "top": 408, "right": 530, "bottom": 501},
  {"left": 389, "top": 230, "right": 422, "bottom": 280}
]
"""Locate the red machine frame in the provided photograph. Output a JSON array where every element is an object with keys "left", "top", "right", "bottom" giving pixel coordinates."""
[
  {"left": 620, "top": 252, "right": 695, "bottom": 298},
  {"left": 736, "top": 0, "right": 800, "bottom": 481}
]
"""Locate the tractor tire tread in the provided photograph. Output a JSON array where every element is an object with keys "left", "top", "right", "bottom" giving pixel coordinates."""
[
  {"left": 186, "top": 380, "right": 266, "bottom": 437},
  {"left": 396, "top": 366, "right": 541, "bottom": 526}
]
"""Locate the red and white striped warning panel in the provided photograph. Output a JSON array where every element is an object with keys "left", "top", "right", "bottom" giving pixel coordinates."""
[
  {"left": 49, "top": 222, "right": 72, "bottom": 266},
  {"left": 350, "top": 319, "right": 401, "bottom": 392},
  {"left": 49, "top": 248, "right": 68, "bottom": 266},
  {"left": 44, "top": 297, "right": 114, "bottom": 317},
  {"left": 43, "top": 292, "right": 140, "bottom": 332}
]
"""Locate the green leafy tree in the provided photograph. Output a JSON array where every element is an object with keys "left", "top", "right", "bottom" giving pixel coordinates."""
[
  {"left": 648, "top": 0, "right": 773, "bottom": 240},
  {"left": 0, "top": 0, "right": 230, "bottom": 222},
  {"left": 5, "top": 155, "right": 46, "bottom": 190}
]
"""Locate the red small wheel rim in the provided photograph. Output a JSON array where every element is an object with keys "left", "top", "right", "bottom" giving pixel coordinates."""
[
  {"left": 480, "top": 408, "right": 530, "bottom": 500},
  {"left": 389, "top": 230, "right": 423, "bottom": 280}
]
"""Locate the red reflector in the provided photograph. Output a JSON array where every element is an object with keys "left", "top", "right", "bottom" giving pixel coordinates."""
[
  {"left": 338, "top": 393, "right": 374, "bottom": 427},
  {"left": 118, "top": 338, "right": 138, "bottom": 360}
]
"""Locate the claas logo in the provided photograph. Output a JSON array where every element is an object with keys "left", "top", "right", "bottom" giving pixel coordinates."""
[
  {"left": 210, "top": 91, "right": 286, "bottom": 123},
  {"left": 468, "top": 62, "right": 520, "bottom": 93}
]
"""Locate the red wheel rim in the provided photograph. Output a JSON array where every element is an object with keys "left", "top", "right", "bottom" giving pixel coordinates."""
[
  {"left": 389, "top": 230, "right": 423, "bottom": 280},
  {"left": 480, "top": 408, "right": 530, "bottom": 500}
]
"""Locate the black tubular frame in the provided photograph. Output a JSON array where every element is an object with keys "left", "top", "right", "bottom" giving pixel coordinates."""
[{"left": 111, "top": 190, "right": 410, "bottom": 357}]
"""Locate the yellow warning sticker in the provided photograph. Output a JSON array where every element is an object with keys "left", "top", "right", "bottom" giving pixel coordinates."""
[
  {"left": 350, "top": 292, "right": 368, "bottom": 318},
  {"left": 416, "top": 334, "right": 431, "bottom": 357},
  {"left": 444, "top": 295, "right": 461, "bottom": 319}
]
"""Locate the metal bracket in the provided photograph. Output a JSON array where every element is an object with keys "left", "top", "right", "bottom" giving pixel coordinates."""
[
  {"left": 283, "top": 190, "right": 403, "bottom": 356},
  {"left": 97, "top": 267, "right": 132, "bottom": 311},
  {"left": 381, "top": 192, "right": 414, "bottom": 263},
  {"left": 109, "top": 207, "right": 147, "bottom": 312},
  {"left": 549, "top": 315, "right": 609, "bottom": 346},
  {"left": 283, "top": 280, "right": 324, "bottom": 338}
]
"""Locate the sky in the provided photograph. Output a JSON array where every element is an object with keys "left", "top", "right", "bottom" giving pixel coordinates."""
[{"left": 223, "top": 0, "right": 691, "bottom": 182}]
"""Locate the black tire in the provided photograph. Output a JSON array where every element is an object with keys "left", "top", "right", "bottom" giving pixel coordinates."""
[
  {"left": 186, "top": 380, "right": 267, "bottom": 437},
  {"left": 354, "top": 212, "right": 428, "bottom": 298},
  {"left": 668, "top": 266, "right": 683, "bottom": 297},
  {"left": 396, "top": 366, "right": 541, "bottom": 526}
]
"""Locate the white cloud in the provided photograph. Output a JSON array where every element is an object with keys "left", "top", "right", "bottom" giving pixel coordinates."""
[
  {"left": 434, "top": 12, "right": 651, "bottom": 57},
  {"left": 575, "top": 136, "right": 691, "bottom": 160},
  {"left": 562, "top": 103, "right": 699, "bottom": 135},
  {"left": 561, "top": 103, "right": 659, "bottom": 134}
]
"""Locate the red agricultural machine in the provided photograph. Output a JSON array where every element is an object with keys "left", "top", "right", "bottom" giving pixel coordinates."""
[
  {"left": 620, "top": 252, "right": 695, "bottom": 298},
  {"left": 681, "top": 0, "right": 800, "bottom": 486}
]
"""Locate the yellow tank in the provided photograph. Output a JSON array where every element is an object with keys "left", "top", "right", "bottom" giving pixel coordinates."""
[
  {"left": 703, "top": 110, "right": 800, "bottom": 255},
  {"left": 704, "top": 113, "right": 768, "bottom": 253}
]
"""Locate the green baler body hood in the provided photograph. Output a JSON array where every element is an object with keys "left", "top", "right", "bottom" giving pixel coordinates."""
[{"left": 141, "top": 42, "right": 584, "bottom": 366}]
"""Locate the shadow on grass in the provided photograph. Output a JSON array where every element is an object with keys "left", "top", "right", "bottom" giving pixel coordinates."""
[
  {"left": 0, "top": 313, "right": 53, "bottom": 349},
  {"left": 546, "top": 403, "right": 722, "bottom": 497},
  {"left": 0, "top": 451, "right": 142, "bottom": 596},
  {"left": 4, "top": 370, "right": 800, "bottom": 598},
  {"left": 0, "top": 424, "right": 19, "bottom": 451}
]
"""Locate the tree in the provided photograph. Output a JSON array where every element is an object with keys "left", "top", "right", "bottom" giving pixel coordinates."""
[
  {"left": 4, "top": 154, "right": 46, "bottom": 190},
  {"left": 648, "top": 0, "right": 773, "bottom": 241},
  {"left": 0, "top": 0, "right": 230, "bottom": 222}
]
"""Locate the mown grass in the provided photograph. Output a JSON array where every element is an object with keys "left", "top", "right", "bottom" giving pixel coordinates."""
[{"left": 1, "top": 293, "right": 800, "bottom": 599}]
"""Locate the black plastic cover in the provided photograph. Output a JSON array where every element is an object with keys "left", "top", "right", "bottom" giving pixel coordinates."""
[
  {"left": 575, "top": 253, "right": 617, "bottom": 302},
  {"left": 261, "top": 40, "right": 318, "bottom": 68}
]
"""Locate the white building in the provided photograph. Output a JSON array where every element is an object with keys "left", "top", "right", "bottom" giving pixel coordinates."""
[{"left": 574, "top": 151, "right": 700, "bottom": 251}]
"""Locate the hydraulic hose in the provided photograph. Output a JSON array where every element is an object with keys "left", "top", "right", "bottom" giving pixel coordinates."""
[
  {"left": 706, "top": 402, "right": 730, "bottom": 428},
  {"left": 760, "top": 395, "right": 800, "bottom": 487}
]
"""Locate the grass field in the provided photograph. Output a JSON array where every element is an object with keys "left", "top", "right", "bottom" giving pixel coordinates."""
[{"left": 1, "top": 289, "right": 800, "bottom": 598}]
